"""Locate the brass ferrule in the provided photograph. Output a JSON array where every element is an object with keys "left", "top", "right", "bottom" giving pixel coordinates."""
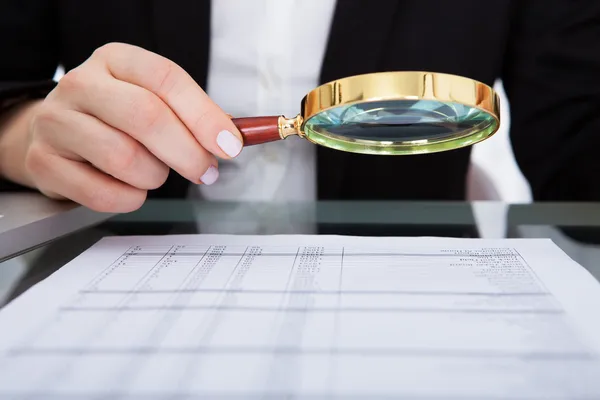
[{"left": 278, "top": 114, "right": 304, "bottom": 139}]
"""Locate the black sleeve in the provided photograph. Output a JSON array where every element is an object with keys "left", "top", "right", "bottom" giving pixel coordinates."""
[
  {"left": 503, "top": 0, "right": 600, "bottom": 202},
  {"left": 0, "top": 0, "right": 59, "bottom": 192}
]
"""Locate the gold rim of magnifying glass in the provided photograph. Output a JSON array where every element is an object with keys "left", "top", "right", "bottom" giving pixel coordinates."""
[{"left": 282, "top": 71, "right": 500, "bottom": 154}]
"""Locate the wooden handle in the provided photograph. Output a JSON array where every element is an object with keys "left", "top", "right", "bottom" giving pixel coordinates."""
[{"left": 232, "top": 116, "right": 281, "bottom": 146}]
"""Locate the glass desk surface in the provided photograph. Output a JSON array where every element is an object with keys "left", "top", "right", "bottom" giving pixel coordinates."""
[{"left": 2, "top": 199, "right": 600, "bottom": 306}]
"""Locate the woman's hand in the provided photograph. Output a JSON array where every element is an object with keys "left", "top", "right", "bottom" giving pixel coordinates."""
[{"left": 12, "top": 43, "right": 243, "bottom": 212}]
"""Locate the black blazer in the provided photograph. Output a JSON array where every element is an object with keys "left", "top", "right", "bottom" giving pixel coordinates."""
[{"left": 1, "top": 0, "right": 599, "bottom": 202}]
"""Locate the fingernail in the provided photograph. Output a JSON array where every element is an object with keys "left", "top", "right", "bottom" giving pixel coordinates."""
[
  {"left": 200, "top": 165, "right": 219, "bottom": 185},
  {"left": 217, "top": 130, "right": 243, "bottom": 158}
]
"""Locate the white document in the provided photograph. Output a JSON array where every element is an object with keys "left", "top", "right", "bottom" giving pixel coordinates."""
[{"left": 0, "top": 235, "right": 600, "bottom": 399}]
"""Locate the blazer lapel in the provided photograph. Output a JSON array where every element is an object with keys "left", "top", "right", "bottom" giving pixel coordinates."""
[
  {"left": 320, "top": 0, "right": 402, "bottom": 83},
  {"left": 317, "top": 0, "right": 402, "bottom": 200},
  {"left": 151, "top": 0, "right": 211, "bottom": 88}
]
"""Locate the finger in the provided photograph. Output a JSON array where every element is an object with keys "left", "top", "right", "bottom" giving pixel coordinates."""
[
  {"left": 58, "top": 68, "right": 218, "bottom": 185},
  {"left": 95, "top": 43, "right": 244, "bottom": 159},
  {"left": 35, "top": 108, "right": 169, "bottom": 190},
  {"left": 25, "top": 146, "right": 146, "bottom": 213}
]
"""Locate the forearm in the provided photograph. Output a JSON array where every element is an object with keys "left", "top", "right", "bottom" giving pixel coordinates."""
[{"left": 0, "top": 100, "right": 42, "bottom": 189}]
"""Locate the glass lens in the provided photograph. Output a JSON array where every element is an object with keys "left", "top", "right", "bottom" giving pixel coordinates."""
[{"left": 303, "top": 99, "right": 498, "bottom": 155}]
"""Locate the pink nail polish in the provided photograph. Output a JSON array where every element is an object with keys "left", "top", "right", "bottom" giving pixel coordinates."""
[
  {"left": 217, "top": 130, "right": 243, "bottom": 158},
  {"left": 200, "top": 165, "right": 219, "bottom": 185}
]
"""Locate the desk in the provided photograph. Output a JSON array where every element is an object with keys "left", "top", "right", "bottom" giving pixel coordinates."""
[{"left": 1, "top": 199, "right": 600, "bottom": 305}]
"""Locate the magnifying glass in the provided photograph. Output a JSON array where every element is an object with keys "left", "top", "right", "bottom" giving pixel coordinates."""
[{"left": 231, "top": 71, "right": 500, "bottom": 155}]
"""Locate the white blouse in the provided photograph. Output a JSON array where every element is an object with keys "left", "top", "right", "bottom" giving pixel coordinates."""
[{"left": 194, "top": 0, "right": 336, "bottom": 233}]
